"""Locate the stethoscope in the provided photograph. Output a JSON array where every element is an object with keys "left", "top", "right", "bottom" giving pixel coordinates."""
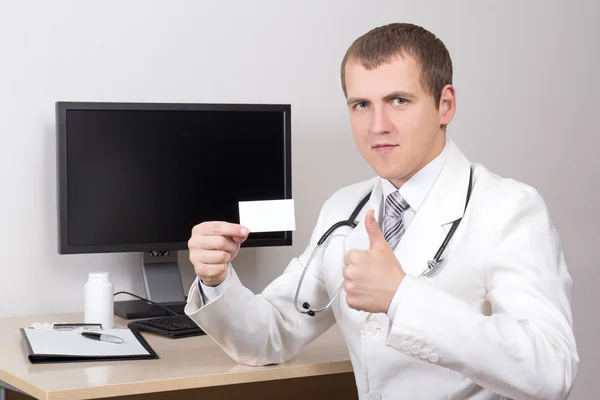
[{"left": 295, "top": 166, "right": 474, "bottom": 317}]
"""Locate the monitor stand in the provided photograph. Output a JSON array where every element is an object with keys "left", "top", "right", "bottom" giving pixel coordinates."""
[{"left": 114, "top": 251, "right": 187, "bottom": 319}]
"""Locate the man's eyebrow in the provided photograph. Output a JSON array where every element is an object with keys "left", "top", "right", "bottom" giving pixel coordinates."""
[
  {"left": 347, "top": 91, "right": 417, "bottom": 105},
  {"left": 383, "top": 91, "right": 416, "bottom": 101},
  {"left": 347, "top": 97, "right": 367, "bottom": 105}
]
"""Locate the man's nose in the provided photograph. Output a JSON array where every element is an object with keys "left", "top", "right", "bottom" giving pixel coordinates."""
[{"left": 369, "top": 105, "right": 393, "bottom": 135}]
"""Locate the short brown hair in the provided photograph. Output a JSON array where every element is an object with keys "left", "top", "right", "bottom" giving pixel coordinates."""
[{"left": 341, "top": 23, "right": 453, "bottom": 108}]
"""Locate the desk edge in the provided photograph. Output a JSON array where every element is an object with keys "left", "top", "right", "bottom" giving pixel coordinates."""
[{"left": 45, "top": 360, "right": 354, "bottom": 400}]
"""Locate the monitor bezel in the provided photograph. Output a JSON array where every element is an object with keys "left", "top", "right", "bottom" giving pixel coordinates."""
[{"left": 56, "top": 101, "right": 292, "bottom": 254}]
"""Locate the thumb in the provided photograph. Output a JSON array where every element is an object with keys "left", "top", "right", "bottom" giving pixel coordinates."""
[
  {"left": 231, "top": 226, "right": 250, "bottom": 244},
  {"left": 365, "top": 209, "right": 386, "bottom": 250}
]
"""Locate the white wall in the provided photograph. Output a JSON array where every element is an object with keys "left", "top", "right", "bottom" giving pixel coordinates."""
[{"left": 1, "top": 1, "right": 597, "bottom": 398}]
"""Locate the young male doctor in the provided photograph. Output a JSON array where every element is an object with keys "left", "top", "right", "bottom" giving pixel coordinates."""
[{"left": 185, "top": 23, "right": 579, "bottom": 399}]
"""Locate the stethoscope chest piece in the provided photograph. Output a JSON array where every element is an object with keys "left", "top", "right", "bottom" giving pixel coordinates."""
[{"left": 422, "top": 259, "right": 443, "bottom": 277}]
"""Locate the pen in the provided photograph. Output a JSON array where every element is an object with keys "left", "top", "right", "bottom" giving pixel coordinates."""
[{"left": 80, "top": 332, "right": 124, "bottom": 344}]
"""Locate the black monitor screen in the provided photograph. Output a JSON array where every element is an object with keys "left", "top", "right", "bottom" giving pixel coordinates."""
[{"left": 57, "top": 102, "right": 292, "bottom": 254}]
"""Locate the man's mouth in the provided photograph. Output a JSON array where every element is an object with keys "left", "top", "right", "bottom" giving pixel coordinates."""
[{"left": 373, "top": 144, "right": 398, "bottom": 153}]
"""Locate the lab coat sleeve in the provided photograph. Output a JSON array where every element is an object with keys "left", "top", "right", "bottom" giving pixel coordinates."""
[
  {"left": 184, "top": 205, "right": 336, "bottom": 366},
  {"left": 385, "top": 187, "right": 579, "bottom": 400},
  {"left": 197, "top": 264, "right": 233, "bottom": 304}
]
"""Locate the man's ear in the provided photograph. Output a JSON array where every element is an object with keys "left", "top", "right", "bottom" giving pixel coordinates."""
[{"left": 439, "top": 84, "right": 456, "bottom": 126}]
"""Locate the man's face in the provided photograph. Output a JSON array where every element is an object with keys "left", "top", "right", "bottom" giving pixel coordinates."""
[{"left": 344, "top": 54, "right": 454, "bottom": 188}]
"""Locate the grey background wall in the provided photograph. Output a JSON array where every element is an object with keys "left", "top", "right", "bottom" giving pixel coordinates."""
[{"left": 1, "top": 1, "right": 597, "bottom": 398}]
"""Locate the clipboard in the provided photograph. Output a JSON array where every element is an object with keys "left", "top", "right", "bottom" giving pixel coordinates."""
[{"left": 20, "top": 327, "right": 158, "bottom": 364}]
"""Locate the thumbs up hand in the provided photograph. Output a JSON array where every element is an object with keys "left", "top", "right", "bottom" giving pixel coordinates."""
[{"left": 342, "top": 209, "right": 406, "bottom": 314}]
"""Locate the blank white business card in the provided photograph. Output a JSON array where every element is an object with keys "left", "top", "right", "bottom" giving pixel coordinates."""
[{"left": 239, "top": 199, "right": 296, "bottom": 233}]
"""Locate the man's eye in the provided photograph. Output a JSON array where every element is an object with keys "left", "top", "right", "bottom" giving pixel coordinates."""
[
  {"left": 393, "top": 98, "right": 407, "bottom": 105},
  {"left": 355, "top": 102, "right": 368, "bottom": 110}
]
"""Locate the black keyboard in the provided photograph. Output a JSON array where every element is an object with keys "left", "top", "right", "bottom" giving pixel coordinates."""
[{"left": 128, "top": 314, "right": 206, "bottom": 339}]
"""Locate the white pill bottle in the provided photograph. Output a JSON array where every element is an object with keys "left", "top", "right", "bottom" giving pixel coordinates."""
[{"left": 84, "top": 271, "right": 114, "bottom": 329}]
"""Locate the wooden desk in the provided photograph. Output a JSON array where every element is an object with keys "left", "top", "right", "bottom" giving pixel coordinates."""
[{"left": 0, "top": 313, "right": 357, "bottom": 400}]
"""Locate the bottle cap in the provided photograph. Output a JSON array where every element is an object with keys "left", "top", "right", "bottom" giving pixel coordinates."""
[{"left": 88, "top": 271, "right": 109, "bottom": 280}]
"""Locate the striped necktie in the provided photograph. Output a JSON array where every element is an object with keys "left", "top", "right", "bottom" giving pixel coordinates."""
[{"left": 382, "top": 191, "right": 410, "bottom": 249}]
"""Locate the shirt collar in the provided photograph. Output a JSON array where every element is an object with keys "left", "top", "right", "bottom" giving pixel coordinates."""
[{"left": 380, "top": 138, "right": 449, "bottom": 213}]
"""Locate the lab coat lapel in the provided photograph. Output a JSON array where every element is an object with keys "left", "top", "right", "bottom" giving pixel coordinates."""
[
  {"left": 395, "top": 140, "right": 472, "bottom": 277},
  {"left": 343, "top": 179, "right": 383, "bottom": 254}
]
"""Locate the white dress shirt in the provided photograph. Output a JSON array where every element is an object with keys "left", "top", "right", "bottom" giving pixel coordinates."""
[{"left": 198, "top": 139, "right": 450, "bottom": 310}]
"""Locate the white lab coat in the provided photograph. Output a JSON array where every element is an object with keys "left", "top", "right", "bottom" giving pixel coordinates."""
[{"left": 185, "top": 139, "right": 578, "bottom": 400}]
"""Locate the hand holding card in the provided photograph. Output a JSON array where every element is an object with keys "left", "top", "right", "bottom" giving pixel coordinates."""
[
  {"left": 188, "top": 199, "right": 295, "bottom": 287},
  {"left": 188, "top": 221, "right": 250, "bottom": 287}
]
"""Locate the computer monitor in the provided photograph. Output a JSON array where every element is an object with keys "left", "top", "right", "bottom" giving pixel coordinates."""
[{"left": 56, "top": 101, "right": 292, "bottom": 318}]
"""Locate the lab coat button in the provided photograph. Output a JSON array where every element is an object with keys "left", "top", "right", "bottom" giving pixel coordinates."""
[
  {"left": 410, "top": 345, "right": 420, "bottom": 355},
  {"left": 419, "top": 349, "right": 430, "bottom": 359},
  {"left": 400, "top": 341, "right": 411, "bottom": 352},
  {"left": 428, "top": 353, "right": 440, "bottom": 363},
  {"left": 367, "top": 391, "right": 382, "bottom": 400},
  {"left": 363, "top": 321, "right": 379, "bottom": 336}
]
